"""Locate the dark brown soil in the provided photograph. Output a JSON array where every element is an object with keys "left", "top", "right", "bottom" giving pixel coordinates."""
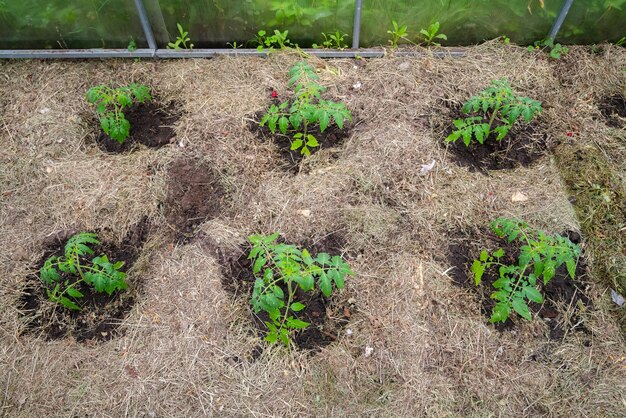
[
  {"left": 213, "top": 232, "right": 351, "bottom": 352},
  {"left": 248, "top": 102, "right": 352, "bottom": 172},
  {"left": 446, "top": 227, "right": 591, "bottom": 340},
  {"left": 436, "top": 103, "right": 551, "bottom": 172},
  {"left": 97, "top": 101, "right": 180, "bottom": 153},
  {"left": 598, "top": 94, "right": 626, "bottom": 128},
  {"left": 164, "top": 159, "right": 225, "bottom": 243},
  {"left": 19, "top": 219, "right": 151, "bottom": 343}
]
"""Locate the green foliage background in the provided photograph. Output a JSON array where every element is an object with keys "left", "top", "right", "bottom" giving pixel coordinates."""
[{"left": 0, "top": 0, "right": 624, "bottom": 49}]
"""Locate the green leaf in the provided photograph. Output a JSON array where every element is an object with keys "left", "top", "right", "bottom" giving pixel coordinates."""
[
  {"left": 490, "top": 302, "right": 510, "bottom": 323},
  {"left": 319, "top": 111, "right": 330, "bottom": 132},
  {"left": 306, "top": 134, "right": 319, "bottom": 147},
  {"left": 291, "top": 302, "right": 306, "bottom": 312},
  {"left": 278, "top": 116, "right": 289, "bottom": 134},
  {"left": 59, "top": 297, "right": 81, "bottom": 311},
  {"left": 273, "top": 286, "right": 284, "bottom": 299},
  {"left": 543, "top": 263, "right": 556, "bottom": 285},
  {"left": 66, "top": 287, "right": 84, "bottom": 299},
  {"left": 319, "top": 272, "right": 332, "bottom": 297},
  {"left": 290, "top": 139, "right": 303, "bottom": 150},
  {"left": 566, "top": 258, "right": 576, "bottom": 279},
  {"left": 286, "top": 317, "right": 310, "bottom": 329},
  {"left": 479, "top": 250, "right": 489, "bottom": 262},
  {"left": 512, "top": 298, "right": 532, "bottom": 321},
  {"left": 524, "top": 286, "right": 543, "bottom": 303},
  {"left": 253, "top": 256, "right": 266, "bottom": 274},
  {"left": 471, "top": 260, "right": 485, "bottom": 285}
]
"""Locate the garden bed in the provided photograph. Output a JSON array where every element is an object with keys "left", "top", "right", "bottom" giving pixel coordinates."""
[{"left": 0, "top": 44, "right": 625, "bottom": 416}]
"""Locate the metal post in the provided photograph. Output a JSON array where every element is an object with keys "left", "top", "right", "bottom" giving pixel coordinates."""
[
  {"left": 143, "top": 0, "right": 170, "bottom": 46},
  {"left": 352, "top": 0, "right": 363, "bottom": 49},
  {"left": 133, "top": 0, "right": 157, "bottom": 55},
  {"left": 548, "top": 0, "right": 574, "bottom": 40}
]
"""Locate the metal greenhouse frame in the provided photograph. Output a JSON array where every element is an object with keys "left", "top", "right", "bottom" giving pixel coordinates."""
[{"left": 0, "top": 0, "right": 576, "bottom": 59}]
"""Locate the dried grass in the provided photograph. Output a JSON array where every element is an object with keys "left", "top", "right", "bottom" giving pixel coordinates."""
[{"left": 1, "top": 44, "right": 625, "bottom": 417}]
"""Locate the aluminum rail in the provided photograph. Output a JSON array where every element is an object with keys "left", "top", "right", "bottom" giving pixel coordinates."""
[
  {"left": 0, "top": 48, "right": 466, "bottom": 60},
  {"left": 0, "top": 49, "right": 156, "bottom": 59},
  {"left": 548, "top": 0, "right": 575, "bottom": 40}
]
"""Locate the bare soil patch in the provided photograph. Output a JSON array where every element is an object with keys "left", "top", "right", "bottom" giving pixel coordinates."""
[
  {"left": 447, "top": 228, "right": 591, "bottom": 340},
  {"left": 97, "top": 101, "right": 181, "bottom": 152},
  {"left": 19, "top": 219, "right": 151, "bottom": 343},
  {"left": 164, "top": 159, "right": 225, "bottom": 243},
  {"left": 598, "top": 94, "right": 626, "bottom": 128},
  {"left": 436, "top": 103, "right": 551, "bottom": 171},
  {"left": 215, "top": 232, "right": 351, "bottom": 352}
]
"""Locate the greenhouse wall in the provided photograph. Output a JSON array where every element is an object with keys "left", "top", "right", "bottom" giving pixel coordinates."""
[{"left": 0, "top": 0, "right": 624, "bottom": 50}]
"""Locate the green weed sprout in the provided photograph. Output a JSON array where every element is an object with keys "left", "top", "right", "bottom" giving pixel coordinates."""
[
  {"left": 446, "top": 78, "right": 542, "bottom": 146},
  {"left": 39, "top": 233, "right": 127, "bottom": 311},
  {"left": 248, "top": 233, "right": 352, "bottom": 346},
  {"left": 471, "top": 218, "right": 581, "bottom": 323},
  {"left": 387, "top": 20, "right": 408, "bottom": 48},
  {"left": 313, "top": 31, "right": 349, "bottom": 50},
  {"left": 260, "top": 61, "right": 352, "bottom": 156},
  {"left": 528, "top": 38, "right": 569, "bottom": 59},
  {"left": 255, "top": 29, "right": 295, "bottom": 52},
  {"left": 167, "top": 23, "right": 194, "bottom": 50},
  {"left": 419, "top": 21, "right": 447, "bottom": 47},
  {"left": 86, "top": 83, "right": 152, "bottom": 143}
]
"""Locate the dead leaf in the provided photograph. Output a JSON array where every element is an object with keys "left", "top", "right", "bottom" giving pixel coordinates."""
[
  {"left": 297, "top": 209, "right": 311, "bottom": 217},
  {"left": 125, "top": 364, "right": 139, "bottom": 378}
]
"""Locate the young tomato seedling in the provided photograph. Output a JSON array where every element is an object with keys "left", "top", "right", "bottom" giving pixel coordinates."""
[
  {"left": 471, "top": 218, "right": 581, "bottom": 323},
  {"left": 446, "top": 79, "right": 542, "bottom": 146},
  {"left": 260, "top": 61, "right": 352, "bottom": 156},
  {"left": 86, "top": 83, "right": 152, "bottom": 143},
  {"left": 39, "top": 232, "right": 128, "bottom": 310},
  {"left": 247, "top": 233, "right": 352, "bottom": 347}
]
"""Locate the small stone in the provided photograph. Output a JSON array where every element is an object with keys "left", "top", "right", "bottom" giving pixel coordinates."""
[
  {"left": 39, "top": 107, "right": 50, "bottom": 114},
  {"left": 511, "top": 191, "right": 529, "bottom": 202},
  {"left": 347, "top": 297, "right": 356, "bottom": 305},
  {"left": 364, "top": 345, "right": 374, "bottom": 357},
  {"left": 346, "top": 328, "right": 353, "bottom": 336}
]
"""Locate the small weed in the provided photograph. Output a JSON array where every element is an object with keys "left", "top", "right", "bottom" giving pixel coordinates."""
[
  {"left": 39, "top": 233, "right": 128, "bottom": 311},
  {"left": 260, "top": 61, "right": 352, "bottom": 156},
  {"left": 419, "top": 21, "right": 447, "bottom": 47},
  {"left": 615, "top": 36, "right": 625, "bottom": 47},
  {"left": 472, "top": 218, "right": 581, "bottom": 323},
  {"left": 255, "top": 29, "right": 295, "bottom": 52},
  {"left": 387, "top": 20, "right": 408, "bottom": 48},
  {"left": 446, "top": 78, "right": 542, "bottom": 146},
  {"left": 313, "top": 31, "right": 349, "bottom": 50},
  {"left": 247, "top": 233, "right": 352, "bottom": 346},
  {"left": 167, "top": 23, "right": 194, "bottom": 50},
  {"left": 127, "top": 37, "right": 137, "bottom": 52},
  {"left": 226, "top": 41, "right": 241, "bottom": 49},
  {"left": 86, "top": 83, "right": 152, "bottom": 143},
  {"left": 528, "top": 38, "right": 569, "bottom": 59}
]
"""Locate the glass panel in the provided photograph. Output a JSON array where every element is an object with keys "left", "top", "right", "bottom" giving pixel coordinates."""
[
  {"left": 156, "top": 0, "right": 355, "bottom": 48},
  {"left": 0, "top": 0, "right": 147, "bottom": 49},
  {"left": 360, "top": 0, "right": 559, "bottom": 46},
  {"left": 558, "top": 1, "right": 626, "bottom": 44}
]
